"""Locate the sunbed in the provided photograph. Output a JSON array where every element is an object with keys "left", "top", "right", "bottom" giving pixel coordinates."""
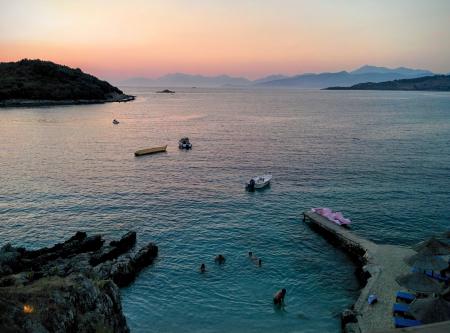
[
  {"left": 394, "top": 317, "right": 422, "bottom": 328},
  {"left": 395, "top": 291, "right": 415, "bottom": 303},
  {"left": 392, "top": 303, "right": 410, "bottom": 316}
]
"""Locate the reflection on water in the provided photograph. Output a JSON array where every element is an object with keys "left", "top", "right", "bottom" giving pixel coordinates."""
[{"left": 1, "top": 88, "right": 450, "bottom": 332}]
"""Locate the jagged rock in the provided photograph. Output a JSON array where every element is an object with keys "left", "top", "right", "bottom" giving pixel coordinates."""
[
  {"left": 26, "top": 232, "right": 104, "bottom": 268},
  {"left": 112, "top": 243, "right": 158, "bottom": 287},
  {"left": 24, "top": 231, "right": 87, "bottom": 259},
  {"left": 0, "top": 233, "right": 104, "bottom": 278},
  {"left": 109, "top": 256, "right": 135, "bottom": 287},
  {"left": 110, "top": 231, "right": 136, "bottom": 251},
  {"left": 344, "top": 322, "right": 361, "bottom": 333},
  {"left": 0, "top": 231, "right": 157, "bottom": 332},
  {"left": 94, "top": 242, "right": 158, "bottom": 287},
  {"left": 0, "top": 272, "right": 30, "bottom": 287},
  {"left": 341, "top": 309, "right": 357, "bottom": 326},
  {"left": 90, "top": 232, "right": 136, "bottom": 266},
  {"left": 133, "top": 243, "right": 158, "bottom": 268},
  {"left": 0, "top": 274, "right": 129, "bottom": 333},
  {"left": 79, "top": 235, "right": 105, "bottom": 253},
  {"left": 0, "top": 243, "right": 25, "bottom": 276}
]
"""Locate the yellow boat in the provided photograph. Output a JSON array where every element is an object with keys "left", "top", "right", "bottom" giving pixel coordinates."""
[{"left": 134, "top": 145, "right": 167, "bottom": 156}]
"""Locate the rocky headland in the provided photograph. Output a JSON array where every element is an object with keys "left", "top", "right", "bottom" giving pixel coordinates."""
[
  {"left": 0, "top": 231, "right": 158, "bottom": 332},
  {"left": 325, "top": 74, "right": 450, "bottom": 91},
  {"left": 0, "top": 59, "right": 135, "bottom": 107}
]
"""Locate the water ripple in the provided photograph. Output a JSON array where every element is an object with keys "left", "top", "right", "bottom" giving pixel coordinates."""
[{"left": 1, "top": 89, "right": 449, "bottom": 332}]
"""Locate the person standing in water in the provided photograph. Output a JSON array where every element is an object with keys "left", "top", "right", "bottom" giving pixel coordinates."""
[
  {"left": 273, "top": 288, "right": 286, "bottom": 305},
  {"left": 249, "top": 252, "right": 262, "bottom": 267},
  {"left": 200, "top": 263, "right": 206, "bottom": 273},
  {"left": 215, "top": 254, "right": 226, "bottom": 264}
]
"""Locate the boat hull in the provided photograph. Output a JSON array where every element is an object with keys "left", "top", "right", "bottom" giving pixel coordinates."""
[
  {"left": 134, "top": 145, "right": 167, "bottom": 156},
  {"left": 254, "top": 181, "right": 270, "bottom": 189},
  {"left": 246, "top": 174, "right": 272, "bottom": 190},
  {"left": 179, "top": 143, "right": 192, "bottom": 149}
]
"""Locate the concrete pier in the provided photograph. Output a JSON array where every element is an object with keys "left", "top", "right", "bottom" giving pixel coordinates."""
[{"left": 303, "top": 211, "right": 415, "bottom": 333}]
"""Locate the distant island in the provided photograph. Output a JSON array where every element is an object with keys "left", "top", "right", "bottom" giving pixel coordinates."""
[
  {"left": 324, "top": 75, "right": 450, "bottom": 91},
  {"left": 0, "top": 59, "right": 134, "bottom": 107},
  {"left": 156, "top": 89, "right": 175, "bottom": 93}
]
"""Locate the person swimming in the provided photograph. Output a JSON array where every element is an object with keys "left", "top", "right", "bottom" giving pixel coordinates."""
[
  {"left": 200, "top": 263, "right": 206, "bottom": 273},
  {"left": 248, "top": 251, "right": 258, "bottom": 261},
  {"left": 273, "top": 288, "right": 286, "bottom": 305},
  {"left": 258, "top": 259, "right": 262, "bottom": 267},
  {"left": 215, "top": 254, "right": 226, "bottom": 264}
]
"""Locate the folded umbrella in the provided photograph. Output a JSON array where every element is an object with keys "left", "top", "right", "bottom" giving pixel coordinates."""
[
  {"left": 412, "top": 237, "right": 450, "bottom": 255},
  {"left": 409, "top": 296, "right": 450, "bottom": 324},
  {"left": 404, "top": 248, "right": 449, "bottom": 271},
  {"left": 396, "top": 272, "right": 442, "bottom": 294}
]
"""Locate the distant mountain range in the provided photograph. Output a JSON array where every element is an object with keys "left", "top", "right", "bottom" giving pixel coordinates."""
[
  {"left": 325, "top": 74, "right": 450, "bottom": 91},
  {"left": 119, "top": 65, "right": 437, "bottom": 88},
  {"left": 120, "top": 73, "right": 251, "bottom": 87},
  {"left": 255, "top": 65, "right": 434, "bottom": 88}
]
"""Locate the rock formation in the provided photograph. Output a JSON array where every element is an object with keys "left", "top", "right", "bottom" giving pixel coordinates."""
[{"left": 0, "top": 231, "right": 158, "bottom": 332}]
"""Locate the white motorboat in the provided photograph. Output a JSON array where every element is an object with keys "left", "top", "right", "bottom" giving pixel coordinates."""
[{"left": 246, "top": 174, "right": 272, "bottom": 190}]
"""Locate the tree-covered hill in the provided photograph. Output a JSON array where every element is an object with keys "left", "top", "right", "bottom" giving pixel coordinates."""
[{"left": 0, "top": 59, "right": 133, "bottom": 106}]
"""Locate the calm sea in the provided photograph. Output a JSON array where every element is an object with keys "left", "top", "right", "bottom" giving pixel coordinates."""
[{"left": 1, "top": 88, "right": 449, "bottom": 332}]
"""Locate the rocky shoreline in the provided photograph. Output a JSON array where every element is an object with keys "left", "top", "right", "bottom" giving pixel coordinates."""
[
  {"left": 0, "top": 93, "right": 135, "bottom": 108},
  {"left": 0, "top": 231, "right": 157, "bottom": 332}
]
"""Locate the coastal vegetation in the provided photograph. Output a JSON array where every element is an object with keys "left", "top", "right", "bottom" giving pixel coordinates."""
[
  {"left": 325, "top": 75, "right": 450, "bottom": 91},
  {"left": 0, "top": 59, "right": 134, "bottom": 107}
]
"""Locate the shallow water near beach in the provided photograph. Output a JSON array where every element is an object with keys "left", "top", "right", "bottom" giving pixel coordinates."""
[{"left": 1, "top": 88, "right": 450, "bottom": 332}]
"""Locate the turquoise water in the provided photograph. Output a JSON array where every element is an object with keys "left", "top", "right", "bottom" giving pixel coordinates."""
[{"left": 1, "top": 89, "right": 450, "bottom": 332}]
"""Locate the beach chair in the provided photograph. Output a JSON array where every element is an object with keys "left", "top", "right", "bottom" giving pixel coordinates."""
[
  {"left": 395, "top": 291, "right": 415, "bottom": 303},
  {"left": 421, "top": 270, "right": 450, "bottom": 283},
  {"left": 394, "top": 317, "right": 422, "bottom": 328},
  {"left": 392, "top": 303, "right": 410, "bottom": 316}
]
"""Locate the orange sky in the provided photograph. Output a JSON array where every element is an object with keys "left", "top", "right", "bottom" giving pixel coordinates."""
[{"left": 1, "top": 0, "right": 449, "bottom": 80}]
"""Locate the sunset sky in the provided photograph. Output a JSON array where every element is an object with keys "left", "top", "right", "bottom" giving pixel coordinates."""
[{"left": 1, "top": 0, "right": 449, "bottom": 80}]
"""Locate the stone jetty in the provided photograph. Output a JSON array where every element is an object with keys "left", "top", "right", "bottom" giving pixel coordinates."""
[
  {"left": 0, "top": 231, "right": 158, "bottom": 332},
  {"left": 303, "top": 211, "right": 416, "bottom": 333}
]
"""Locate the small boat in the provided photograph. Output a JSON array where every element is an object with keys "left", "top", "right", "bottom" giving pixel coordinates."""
[
  {"left": 246, "top": 174, "right": 272, "bottom": 191},
  {"left": 134, "top": 145, "right": 167, "bottom": 156},
  {"left": 113, "top": 119, "right": 119, "bottom": 124},
  {"left": 178, "top": 137, "right": 192, "bottom": 149}
]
